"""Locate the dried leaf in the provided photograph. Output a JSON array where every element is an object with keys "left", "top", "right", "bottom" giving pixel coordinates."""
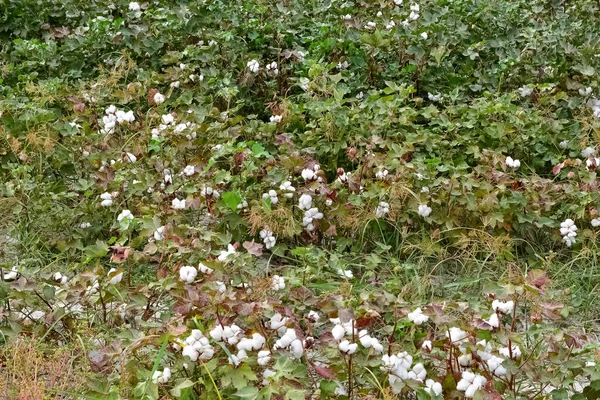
[{"left": 243, "top": 241, "right": 264, "bottom": 257}]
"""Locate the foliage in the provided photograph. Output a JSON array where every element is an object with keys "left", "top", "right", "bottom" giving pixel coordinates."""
[{"left": 1, "top": 0, "right": 600, "bottom": 398}]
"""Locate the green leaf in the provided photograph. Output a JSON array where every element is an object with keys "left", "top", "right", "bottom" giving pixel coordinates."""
[
  {"left": 234, "top": 386, "right": 259, "bottom": 400},
  {"left": 222, "top": 191, "right": 242, "bottom": 212},
  {"left": 169, "top": 379, "right": 195, "bottom": 398}
]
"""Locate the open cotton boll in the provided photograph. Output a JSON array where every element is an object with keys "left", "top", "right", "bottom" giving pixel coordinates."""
[
  {"left": 499, "top": 344, "right": 521, "bottom": 359},
  {"left": 153, "top": 226, "right": 166, "bottom": 241},
  {"left": 424, "top": 379, "right": 443, "bottom": 396},
  {"left": 446, "top": 327, "right": 468, "bottom": 343},
  {"left": 152, "top": 368, "right": 171, "bottom": 384},
  {"left": 108, "top": 268, "right": 123, "bottom": 285},
  {"left": 506, "top": 156, "right": 521, "bottom": 169},
  {"left": 257, "top": 350, "right": 271, "bottom": 365},
  {"left": 417, "top": 204, "right": 432, "bottom": 217},
  {"left": 422, "top": 340, "right": 433, "bottom": 351},
  {"left": 117, "top": 209, "right": 134, "bottom": 222},
  {"left": 270, "top": 313, "right": 289, "bottom": 335},
  {"left": 198, "top": 263, "right": 213, "bottom": 274},
  {"left": 247, "top": 60, "right": 260, "bottom": 73},
  {"left": 128, "top": 2, "right": 140, "bottom": 11},
  {"left": 338, "top": 339, "right": 358, "bottom": 355},
  {"left": 171, "top": 198, "right": 186, "bottom": 210},
  {"left": 218, "top": 244, "right": 236, "bottom": 262},
  {"left": 492, "top": 300, "right": 514, "bottom": 314},
  {"left": 332, "top": 324, "right": 346, "bottom": 340},
  {"left": 337, "top": 269, "right": 353, "bottom": 278},
  {"left": 487, "top": 313, "right": 500, "bottom": 328},
  {"left": 100, "top": 192, "right": 113, "bottom": 207},
  {"left": 53, "top": 272, "right": 68, "bottom": 284},
  {"left": 298, "top": 194, "right": 312, "bottom": 210},
  {"left": 179, "top": 266, "right": 197, "bottom": 283},
  {"left": 407, "top": 308, "right": 429, "bottom": 325},
  {"left": 376, "top": 201, "right": 390, "bottom": 218}
]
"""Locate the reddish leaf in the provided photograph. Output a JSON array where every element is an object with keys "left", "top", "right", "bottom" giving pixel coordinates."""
[
  {"left": 552, "top": 161, "right": 565, "bottom": 175},
  {"left": 314, "top": 364, "right": 337, "bottom": 379},
  {"left": 243, "top": 241, "right": 264, "bottom": 257}
]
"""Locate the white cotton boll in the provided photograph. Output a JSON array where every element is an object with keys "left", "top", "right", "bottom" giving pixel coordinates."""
[
  {"left": 338, "top": 339, "right": 357, "bottom": 355},
  {"left": 151, "top": 225, "right": 165, "bottom": 241},
  {"left": 425, "top": 379, "right": 442, "bottom": 396},
  {"left": 456, "top": 377, "right": 471, "bottom": 391},
  {"left": 53, "top": 272, "right": 68, "bottom": 284},
  {"left": 198, "top": 263, "right": 213, "bottom": 274},
  {"left": 179, "top": 266, "right": 197, "bottom": 283},
  {"left": 487, "top": 313, "right": 500, "bottom": 328},
  {"left": 262, "top": 368, "right": 276, "bottom": 385},
  {"left": 257, "top": 350, "right": 271, "bottom": 365},
  {"left": 371, "top": 339, "right": 383, "bottom": 353},
  {"left": 270, "top": 313, "right": 289, "bottom": 335},
  {"left": 592, "top": 218, "right": 600, "bottom": 227},
  {"left": 375, "top": 169, "right": 388, "bottom": 179},
  {"left": 182, "top": 346, "right": 199, "bottom": 361},
  {"left": 499, "top": 344, "right": 521, "bottom": 358},
  {"left": 421, "top": 32, "right": 428, "bottom": 39},
  {"left": 271, "top": 275, "right": 285, "bottom": 290},
  {"left": 108, "top": 268, "right": 123, "bottom": 285},
  {"left": 270, "top": 115, "right": 282, "bottom": 123},
  {"left": 183, "top": 165, "right": 195, "bottom": 176},
  {"left": 376, "top": 201, "right": 390, "bottom": 218},
  {"left": 218, "top": 244, "right": 236, "bottom": 262},
  {"left": 407, "top": 308, "right": 429, "bottom": 325},
  {"left": 237, "top": 338, "right": 254, "bottom": 352},
  {"left": 117, "top": 209, "right": 134, "bottom": 222},
  {"left": 247, "top": 59, "right": 260, "bottom": 73},
  {"left": 290, "top": 339, "right": 304, "bottom": 359},
  {"left": 172, "top": 198, "right": 186, "bottom": 210},
  {"left": 506, "top": 156, "right": 521, "bottom": 169},
  {"left": 105, "top": 105, "right": 117, "bottom": 114},
  {"left": 80, "top": 222, "right": 92, "bottom": 229},
  {"left": 128, "top": 2, "right": 140, "bottom": 11},
  {"left": 153, "top": 92, "right": 165, "bottom": 104},
  {"left": 582, "top": 147, "right": 596, "bottom": 157},
  {"left": 491, "top": 300, "right": 514, "bottom": 314},
  {"left": 337, "top": 269, "right": 353, "bottom": 278},
  {"left": 422, "top": 340, "right": 432, "bottom": 351},
  {"left": 161, "top": 114, "right": 174, "bottom": 125},
  {"left": 364, "top": 21, "right": 376, "bottom": 30},
  {"left": 332, "top": 324, "right": 346, "bottom": 340},
  {"left": 519, "top": 87, "right": 533, "bottom": 97},
  {"left": 446, "top": 327, "right": 468, "bottom": 343},
  {"left": 170, "top": 81, "right": 180, "bottom": 88},
  {"left": 301, "top": 168, "right": 316, "bottom": 181},
  {"left": 123, "top": 152, "right": 137, "bottom": 163},
  {"left": 417, "top": 204, "right": 432, "bottom": 217},
  {"left": 342, "top": 14, "right": 352, "bottom": 20},
  {"left": 298, "top": 194, "right": 313, "bottom": 210},
  {"left": 559, "top": 140, "right": 569, "bottom": 149},
  {"left": 458, "top": 353, "right": 473, "bottom": 367},
  {"left": 359, "top": 331, "right": 372, "bottom": 347},
  {"left": 100, "top": 192, "right": 113, "bottom": 207},
  {"left": 428, "top": 92, "right": 442, "bottom": 102}
]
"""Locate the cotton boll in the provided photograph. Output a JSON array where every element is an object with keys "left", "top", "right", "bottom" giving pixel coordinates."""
[
  {"left": 154, "top": 226, "right": 166, "bottom": 241},
  {"left": 108, "top": 268, "right": 123, "bottom": 285},
  {"left": 338, "top": 339, "right": 357, "bottom": 355},
  {"left": 257, "top": 350, "right": 271, "bottom": 365},
  {"left": 407, "top": 308, "right": 429, "bottom": 325},
  {"left": 53, "top": 272, "right": 68, "bottom": 284},
  {"left": 172, "top": 198, "right": 186, "bottom": 210},
  {"left": 247, "top": 60, "right": 260, "bottom": 73},
  {"left": 424, "top": 379, "right": 442, "bottom": 396},
  {"left": 128, "top": 2, "right": 140, "bottom": 11},
  {"left": 417, "top": 204, "right": 432, "bottom": 217},
  {"left": 487, "top": 313, "right": 500, "bottom": 328},
  {"left": 179, "top": 266, "right": 197, "bottom": 283},
  {"left": 100, "top": 192, "right": 113, "bottom": 207},
  {"left": 117, "top": 209, "right": 134, "bottom": 222},
  {"left": 446, "top": 327, "right": 468, "bottom": 343},
  {"left": 332, "top": 324, "right": 345, "bottom": 340},
  {"left": 290, "top": 339, "right": 304, "bottom": 359}
]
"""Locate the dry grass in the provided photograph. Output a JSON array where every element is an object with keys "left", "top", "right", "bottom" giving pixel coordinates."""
[{"left": 0, "top": 337, "right": 89, "bottom": 399}]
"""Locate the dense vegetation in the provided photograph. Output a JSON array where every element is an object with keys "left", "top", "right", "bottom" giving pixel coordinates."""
[{"left": 1, "top": 0, "right": 600, "bottom": 398}]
